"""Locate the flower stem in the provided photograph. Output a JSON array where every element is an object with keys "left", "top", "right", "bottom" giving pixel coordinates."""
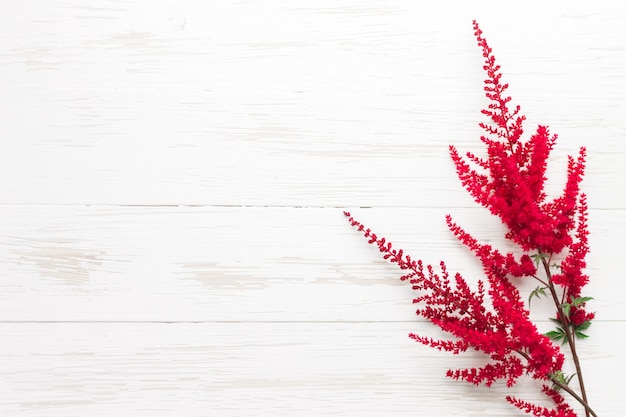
[
  {"left": 541, "top": 257, "right": 593, "bottom": 417},
  {"left": 549, "top": 378, "right": 597, "bottom": 417}
]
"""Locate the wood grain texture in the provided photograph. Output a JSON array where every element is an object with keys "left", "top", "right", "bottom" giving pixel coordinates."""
[
  {"left": 1, "top": 1, "right": 624, "bottom": 416},
  {"left": 1, "top": 322, "right": 621, "bottom": 417},
  {"left": 0, "top": 205, "right": 622, "bottom": 321},
  {"left": 1, "top": 1, "right": 625, "bottom": 207}
]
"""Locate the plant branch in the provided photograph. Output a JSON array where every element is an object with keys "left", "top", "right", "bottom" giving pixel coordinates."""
[
  {"left": 541, "top": 257, "right": 592, "bottom": 417},
  {"left": 550, "top": 377, "right": 597, "bottom": 417}
]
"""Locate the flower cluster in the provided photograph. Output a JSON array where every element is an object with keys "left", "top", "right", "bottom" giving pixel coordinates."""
[
  {"left": 450, "top": 24, "right": 586, "bottom": 257},
  {"left": 344, "top": 212, "right": 564, "bottom": 389},
  {"left": 345, "top": 21, "right": 595, "bottom": 417}
]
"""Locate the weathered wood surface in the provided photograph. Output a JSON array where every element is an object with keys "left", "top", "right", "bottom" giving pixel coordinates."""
[
  {"left": 1, "top": 1, "right": 624, "bottom": 416},
  {"left": 1, "top": 322, "right": 620, "bottom": 417},
  {"left": 0, "top": 206, "right": 621, "bottom": 322}
]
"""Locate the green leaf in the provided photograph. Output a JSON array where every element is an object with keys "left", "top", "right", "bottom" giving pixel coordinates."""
[
  {"left": 575, "top": 320, "right": 592, "bottom": 331},
  {"left": 551, "top": 370, "right": 564, "bottom": 380},
  {"left": 550, "top": 371, "right": 577, "bottom": 391},
  {"left": 545, "top": 327, "right": 568, "bottom": 345},
  {"left": 550, "top": 370, "right": 565, "bottom": 391},
  {"left": 528, "top": 286, "right": 548, "bottom": 305},
  {"left": 561, "top": 303, "right": 571, "bottom": 318},
  {"left": 530, "top": 252, "right": 548, "bottom": 266},
  {"left": 545, "top": 329, "right": 565, "bottom": 341},
  {"left": 575, "top": 331, "right": 590, "bottom": 339},
  {"left": 571, "top": 296, "right": 594, "bottom": 307},
  {"left": 565, "top": 373, "right": 577, "bottom": 385}
]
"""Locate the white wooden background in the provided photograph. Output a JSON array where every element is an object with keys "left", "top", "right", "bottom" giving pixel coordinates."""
[{"left": 1, "top": 1, "right": 624, "bottom": 416}]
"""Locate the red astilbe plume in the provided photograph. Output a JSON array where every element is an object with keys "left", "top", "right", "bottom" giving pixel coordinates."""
[
  {"left": 450, "top": 22, "right": 587, "bottom": 256},
  {"left": 344, "top": 21, "right": 596, "bottom": 417},
  {"left": 344, "top": 213, "right": 564, "bottom": 389}
]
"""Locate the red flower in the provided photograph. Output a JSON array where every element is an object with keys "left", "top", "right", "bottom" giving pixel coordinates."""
[{"left": 344, "top": 20, "right": 595, "bottom": 417}]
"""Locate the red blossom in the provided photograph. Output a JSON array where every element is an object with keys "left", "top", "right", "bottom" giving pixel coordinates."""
[
  {"left": 450, "top": 23, "right": 586, "bottom": 257},
  {"left": 344, "top": 212, "right": 564, "bottom": 389},
  {"left": 344, "top": 20, "right": 595, "bottom": 417},
  {"left": 507, "top": 386, "right": 578, "bottom": 417}
]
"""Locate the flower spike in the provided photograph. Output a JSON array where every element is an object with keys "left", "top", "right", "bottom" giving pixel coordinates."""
[{"left": 345, "top": 21, "right": 595, "bottom": 417}]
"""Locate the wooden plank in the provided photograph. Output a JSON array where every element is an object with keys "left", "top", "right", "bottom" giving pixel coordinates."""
[
  {"left": 0, "top": 321, "right": 618, "bottom": 417},
  {"left": 1, "top": 2, "right": 622, "bottom": 416},
  {"left": 0, "top": 1, "right": 624, "bottom": 207},
  {"left": 0, "top": 205, "right": 619, "bottom": 321}
]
